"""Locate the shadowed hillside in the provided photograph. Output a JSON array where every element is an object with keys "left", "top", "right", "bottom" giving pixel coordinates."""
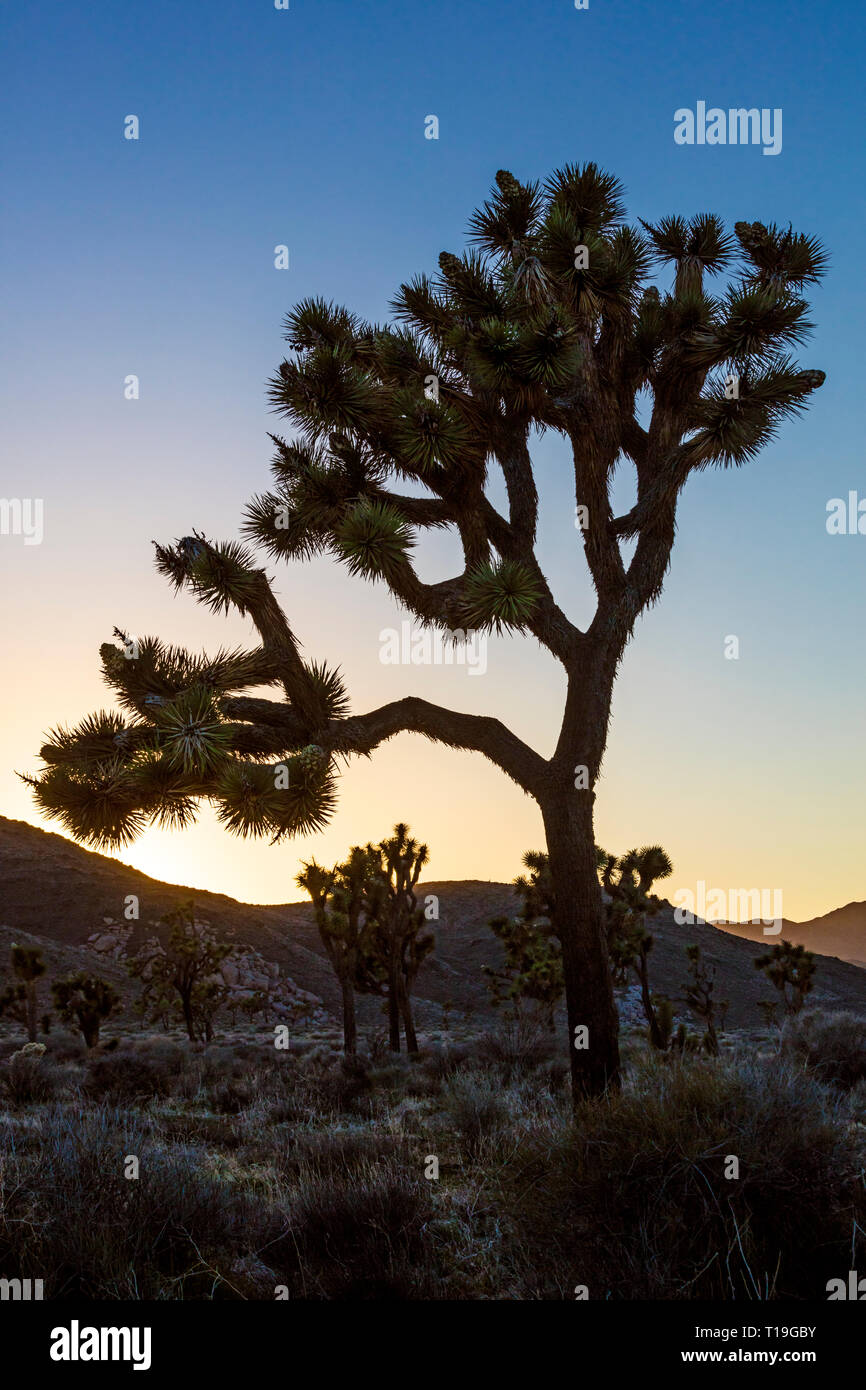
[{"left": 1, "top": 815, "right": 864, "bottom": 1035}]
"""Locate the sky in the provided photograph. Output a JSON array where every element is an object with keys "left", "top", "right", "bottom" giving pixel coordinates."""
[{"left": 1, "top": 0, "right": 864, "bottom": 920}]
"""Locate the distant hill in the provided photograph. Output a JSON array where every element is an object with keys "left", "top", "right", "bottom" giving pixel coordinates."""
[
  {"left": 1, "top": 815, "right": 864, "bottom": 1034},
  {"left": 715, "top": 903, "right": 866, "bottom": 970}
]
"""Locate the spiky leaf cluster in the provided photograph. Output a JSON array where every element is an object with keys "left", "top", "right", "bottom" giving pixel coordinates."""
[{"left": 22, "top": 536, "right": 345, "bottom": 850}]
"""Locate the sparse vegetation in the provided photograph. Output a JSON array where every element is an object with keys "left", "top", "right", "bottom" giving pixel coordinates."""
[
  {"left": 484, "top": 851, "right": 564, "bottom": 1029},
  {"left": 127, "top": 900, "right": 235, "bottom": 1043},
  {"left": 781, "top": 1009, "right": 866, "bottom": 1090},
  {"left": 680, "top": 944, "right": 727, "bottom": 1056},
  {"left": 1, "top": 1018, "right": 863, "bottom": 1300},
  {"left": 754, "top": 940, "right": 816, "bottom": 1015}
]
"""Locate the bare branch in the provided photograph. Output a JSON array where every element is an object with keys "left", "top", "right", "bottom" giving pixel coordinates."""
[{"left": 326, "top": 696, "right": 548, "bottom": 795}]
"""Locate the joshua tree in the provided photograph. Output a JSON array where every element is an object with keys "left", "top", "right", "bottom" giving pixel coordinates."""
[
  {"left": 0, "top": 945, "right": 48, "bottom": 1043},
  {"left": 300, "top": 825, "right": 433, "bottom": 1054},
  {"left": 484, "top": 914, "right": 564, "bottom": 1030},
  {"left": 52, "top": 971, "right": 121, "bottom": 1048},
  {"left": 680, "top": 944, "right": 727, "bottom": 1057},
  {"left": 601, "top": 845, "right": 674, "bottom": 1050},
  {"left": 754, "top": 940, "right": 816, "bottom": 1016},
  {"left": 127, "top": 900, "right": 234, "bottom": 1042},
  {"left": 362, "top": 823, "right": 433, "bottom": 1053},
  {"left": 297, "top": 849, "right": 374, "bottom": 1055},
  {"left": 23, "top": 165, "right": 827, "bottom": 1100},
  {"left": 484, "top": 851, "right": 564, "bottom": 1028}
]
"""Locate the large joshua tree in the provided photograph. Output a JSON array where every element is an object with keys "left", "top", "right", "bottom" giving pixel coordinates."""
[{"left": 24, "top": 164, "right": 827, "bottom": 1101}]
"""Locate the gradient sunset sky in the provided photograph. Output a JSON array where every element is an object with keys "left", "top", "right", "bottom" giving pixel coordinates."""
[{"left": 1, "top": 0, "right": 863, "bottom": 919}]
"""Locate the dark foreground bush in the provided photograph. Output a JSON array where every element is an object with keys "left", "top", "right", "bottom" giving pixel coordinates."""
[
  {"left": 781, "top": 1009, "right": 866, "bottom": 1091},
  {"left": 85, "top": 1049, "right": 178, "bottom": 1103},
  {"left": 0, "top": 1046, "right": 62, "bottom": 1104},
  {"left": 273, "top": 1159, "right": 440, "bottom": 1298},
  {"left": 499, "top": 1053, "right": 866, "bottom": 1299},
  {"left": 0, "top": 1106, "right": 272, "bottom": 1298}
]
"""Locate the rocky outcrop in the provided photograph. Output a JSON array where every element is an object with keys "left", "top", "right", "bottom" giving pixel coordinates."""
[{"left": 86, "top": 917, "right": 328, "bottom": 1025}]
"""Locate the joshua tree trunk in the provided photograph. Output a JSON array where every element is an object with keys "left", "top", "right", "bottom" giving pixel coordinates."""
[
  {"left": 635, "top": 944, "right": 666, "bottom": 1051},
  {"left": 180, "top": 991, "right": 196, "bottom": 1043},
  {"left": 541, "top": 788, "right": 620, "bottom": 1104},
  {"left": 340, "top": 974, "right": 357, "bottom": 1056},
  {"left": 387, "top": 979, "right": 401, "bottom": 1051},
  {"left": 397, "top": 975, "right": 418, "bottom": 1054}
]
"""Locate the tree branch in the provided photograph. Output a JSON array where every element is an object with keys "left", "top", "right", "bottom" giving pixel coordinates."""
[{"left": 326, "top": 696, "right": 548, "bottom": 795}]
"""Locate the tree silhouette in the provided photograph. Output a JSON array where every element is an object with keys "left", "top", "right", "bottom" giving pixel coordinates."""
[
  {"left": 23, "top": 164, "right": 827, "bottom": 1100},
  {"left": 754, "top": 940, "right": 816, "bottom": 1015},
  {"left": 0, "top": 945, "right": 47, "bottom": 1043},
  {"left": 299, "top": 825, "right": 432, "bottom": 1054},
  {"left": 361, "top": 823, "right": 432, "bottom": 1053},
  {"left": 127, "top": 900, "right": 233, "bottom": 1042},
  {"left": 484, "top": 851, "right": 564, "bottom": 1029},
  {"left": 599, "top": 845, "right": 674, "bottom": 1049},
  {"left": 52, "top": 971, "right": 121, "bottom": 1048},
  {"left": 297, "top": 848, "right": 377, "bottom": 1056}
]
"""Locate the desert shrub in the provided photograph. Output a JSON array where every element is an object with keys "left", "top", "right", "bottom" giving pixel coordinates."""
[
  {"left": 275, "top": 1160, "right": 438, "bottom": 1297},
  {"left": 477, "top": 1016, "right": 556, "bottom": 1078},
  {"left": 499, "top": 1052, "right": 866, "bottom": 1299},
  {"left": 535, "top": 1055, "right": 569, "bottom": 1097},
  {"left": 196, "top": 1044, "right": 248, "bottom": 1084},
  {"left": 274, "top": 1125, "right": 407, "bottom": 1183},
  {"left": 0, "top": 1105, "right": 272, "bottom": 1298},
  {"left": 84, "top": 1050, "right": 175, "bottom": 1103},
  {"left": 251, "top": 1049, "right": 372, "bottom": 1122},
  {"left": 366, "top": 1058, "right": 413, "bottom": 1093},
  {"left": 365, "top": 1031, "right": 392, "bottom": 1064},
  {"left": 42, "top": 1032, "right": 88, "bottom": 1063},
  {"left": 299, "top": 1052, "right": 373, "bottom": 1115},
  {"left": 443, "top": 1068, "right": 509, "bottom": 1156},
  {"left": 781, "top": 1009, "right": 866, "bottom": 1090},
  {"left": 1, "top": 1044, "right": 61, "bottom": 1104},
  {"left": 209, "top": 1079, "right": 254, "bottom": 1115},
  {"left": 158, "top": 1111, "right": 244, "bottom": 1150},
  {"left": 418, "top": 1043, "right": 472, "bottom": 1085},
  {"left": 133, "top": 1038, "right": 188, "bottom": 1073}
]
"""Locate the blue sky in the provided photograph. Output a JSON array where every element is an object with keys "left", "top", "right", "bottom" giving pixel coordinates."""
[{"left": 1, "top": 0, "right": 864, "bottom": 916}]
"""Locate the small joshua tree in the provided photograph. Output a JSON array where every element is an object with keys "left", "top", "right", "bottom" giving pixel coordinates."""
[
  {"left": 298, "top": 847, "right": 381, "bottom": 1056},
  {"left": 754, "top": 940, "right": 816, "bottom": 1016},
  {"left": 128, "top": 899, "right": 234, "bottom": 1042},
  {"left": 600, "top": 845, "right": 674, "bottom": 1050},
  {"left": 680, "top": 944, "right": 727, "bottom": 1056},
  {"left": 361, "top": 823, "right": 433, "bottom": 1053},
  {"left": 300, "top": 824, "right": 433, "bottom": 1054},
  {"left": 52, "top": 971, "right": 121, "bottom": 1048},
  {"left": 484, "top": 851, "right": 564, "bottom": 1029},
  {"left": 0, "top": 945, "right": 47, "bottom": 1043},
  {"left": 24, "top": 164, "right": 828, "bottom": 1101}
]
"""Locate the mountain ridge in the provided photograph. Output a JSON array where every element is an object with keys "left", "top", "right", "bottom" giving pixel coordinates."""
[{"left": 1, "top": 815, "right": 864, "bottom": 1032}]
